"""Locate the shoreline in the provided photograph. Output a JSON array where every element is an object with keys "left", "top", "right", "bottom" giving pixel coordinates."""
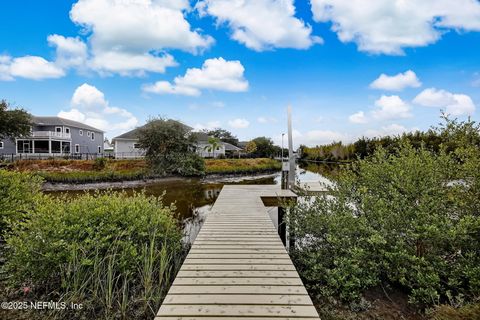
[{"left": 42, "top": 171, "right": 281, "bottom": 191}]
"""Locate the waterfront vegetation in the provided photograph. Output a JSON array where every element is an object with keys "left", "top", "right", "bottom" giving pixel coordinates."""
[
  {"left": 137, "top": 118, "right": 205, "bottom": 176},
  {"left": 6, "top": 158, "right": 281, "bottom": 183},
  {"left": 10, "top": 158, "right": 150, "bottom": 183},
  {"left": 289, "top": 117, "right": 480, "bottom": 319},
  {"left": 205, "top": 158, "right": 281, "bottom": 174},
  {"left": 0, "top": 170, "right": 184, "bottom": 320},
  {"left": 299, "top": 115, "right": 478, "bottom": 163}
]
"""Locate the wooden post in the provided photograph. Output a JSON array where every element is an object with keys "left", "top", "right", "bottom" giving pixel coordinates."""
[{"left": 287, "top": 106, "right": 295, "bottom": 189}]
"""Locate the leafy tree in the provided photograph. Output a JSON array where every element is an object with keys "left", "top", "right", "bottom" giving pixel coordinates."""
[
  {"left": 289, "top": 117, "right": 480, "bottom": 307},
  {"left": 244, "top": 140, "right": 257, "bottom": 154},
  {"left": 204, "top": 137, "right": 221, "bottom": 157},
  {"left": 203, "top": 128, "right": 239, "bottom": 146},
  {"left": 0, "top": 100, "right": 32, "bottom": 140},
  {"left": 137, "top": 118, "right": 204, "bottom": 176},
  {"left": 251, "top": 136, "right": 276, "bottom": 158}
]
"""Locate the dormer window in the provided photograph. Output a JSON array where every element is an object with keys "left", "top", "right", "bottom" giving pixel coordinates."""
[
  {"left": 91, "top": 132, "right": 95, "bottom": 141},
  {"left": 87, "top": 131, "right": 91, "bottom": 137},
  {"left": 65, "top": 127, "right": 70, "bottom": 135}
]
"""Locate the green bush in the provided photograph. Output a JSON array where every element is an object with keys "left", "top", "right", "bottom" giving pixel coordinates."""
[
  {"left": 0, "top": 170, "right": 43, "bottom": 238},
  {"left": 290, "top": 135, "right": 480, "bottom": 307},
  {"left": 93, "top": 157, "right": 107, "bottom": 171},
  {"left": 167, "top": 152, "right": 205, "bottom": 176},
  {"left": 3, "top": 189, "right": 183, "bottom": 319},
  {"left": 136, "top": 118, "right": 205, "bottom": 176}
]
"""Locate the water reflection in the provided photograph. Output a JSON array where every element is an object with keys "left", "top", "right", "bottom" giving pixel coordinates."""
[{"left": 47, "top": 164, "right": 339, "bottom": 244}]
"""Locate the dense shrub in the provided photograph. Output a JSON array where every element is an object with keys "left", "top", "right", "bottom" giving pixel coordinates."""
[
  {"left": 3, "top": 188, "right": 183, "bottom": 319},
  {"left": 0, "top": 170, "right": 43, "bottom": 238},
  {"left": 93, "top": 157, "right": 107, "bottom": 170},
  {"left": 289, "top": 121, "right": 480, "bottom": 308},
  {"left": 137, "top": 118, "right": 205, "bottom": 176},
  {"left": 163, "top": 152, "right": 205, "bottom": 176}
]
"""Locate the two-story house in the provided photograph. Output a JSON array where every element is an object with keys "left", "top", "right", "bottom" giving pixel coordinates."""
[{"left": 0, "top": 116, "right": 104, "bottom": 157}]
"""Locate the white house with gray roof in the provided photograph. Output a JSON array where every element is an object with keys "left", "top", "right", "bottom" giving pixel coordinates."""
[
  {"left": 0, "top": 116, "right": 104, "bottom": 157},
  {"left": 112, "top": 121, "right": 243, "bottom": 159}
]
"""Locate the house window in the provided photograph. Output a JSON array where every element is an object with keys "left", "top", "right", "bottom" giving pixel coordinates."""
[
  {"left": 133, "top": 143, "right": 141, "bottom": 149},
  {"left": 75, "top": 144, "right": 80, "bottom": 153},
  {"left": 91, "top": 132, "right": 95, "bottom": 141},
  {"left": 79, "top": 130, "right": 83, "bottom": 136},
  {"left": 55, "top": 127, "right": 62, "bottom": 136},
  {"left": 98, "top": 146, "right": 101, "bottom": 153},
  {"left": 87, "top": 131, "right": 91, "bottom": 137},
  {"left": 0, "top": 141, "right": 3, "bottom": 149},
  {"left": 216, "top": 146, "right": 220, "bottom": 150},
  {"left": 65, "top": 127, "right": 70, "bottom": 135}
]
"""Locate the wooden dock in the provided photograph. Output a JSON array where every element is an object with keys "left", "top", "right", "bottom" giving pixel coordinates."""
[{"left": 156, "top": 185, "right": 320, "bottom": 320}]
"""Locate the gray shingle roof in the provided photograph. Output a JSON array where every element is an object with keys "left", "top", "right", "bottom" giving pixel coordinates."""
[
  {"left": 33, "top": 116, "right": 103, "bottom": 132},
  {"left": 192, "top": 131, "right": 210, "bottom": 142},
  {"left": 224, "top": 142, "right": 242, "bottom": 151},
  {"left": 113, "top": 119, "right": 192, "bottom": 140}
]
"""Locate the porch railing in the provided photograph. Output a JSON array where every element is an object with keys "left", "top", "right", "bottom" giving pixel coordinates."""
[{"left": 30, "top": 131, "right": 71, "bottom": 139}]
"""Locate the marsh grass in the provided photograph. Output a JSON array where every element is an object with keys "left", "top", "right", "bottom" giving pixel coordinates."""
[
  {"left": 205, "top": 158, "right": 281, "bottom": 174},
  {"left": 2, "top": 189, "right": 185, "bottom": 320},
  {"left": 10, "top": 158, "right": 281, "bottom": 183}
]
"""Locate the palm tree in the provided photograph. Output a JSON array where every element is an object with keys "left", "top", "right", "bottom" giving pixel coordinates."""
[{"left": 204, "top": 137, "right": 221, "bottom": 158}]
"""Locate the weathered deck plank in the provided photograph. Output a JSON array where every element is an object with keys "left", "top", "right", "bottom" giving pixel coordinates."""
[{"left": 156, "top": 185, "right": 319, "bottom": 320}]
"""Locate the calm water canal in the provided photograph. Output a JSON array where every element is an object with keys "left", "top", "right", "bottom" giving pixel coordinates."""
[{"left": 47, "top": 163, "right": 337, "bottom": 241}]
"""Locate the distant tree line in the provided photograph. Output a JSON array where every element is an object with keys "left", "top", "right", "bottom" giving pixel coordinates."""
[{"left": 299, "top": 115, "right": 480, "bottom": 162}]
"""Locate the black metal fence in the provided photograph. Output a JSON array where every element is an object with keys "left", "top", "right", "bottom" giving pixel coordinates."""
[{"left": 0, "top": 152, "right": 146, "bottom": 162}]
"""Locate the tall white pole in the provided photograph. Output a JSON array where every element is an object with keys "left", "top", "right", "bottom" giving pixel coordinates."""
[{"left": 287, "top": 106, "right": 295, "bottom": 188}]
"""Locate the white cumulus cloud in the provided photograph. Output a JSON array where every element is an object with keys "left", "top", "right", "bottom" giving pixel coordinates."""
[
  {"left": 257, "top": 117, "right": 277, "bottom": 124},
  {"left": 310, "top": 0, "right": 480, "bottom": 54},
  {"left": 365, "top": 124, "right": 417, "bottom": 138},
  {"left": 228, "top": 118, "right": 250, "bottom": 129},
  {"left": 0, "top": 34, "right": 88, "bottom": 81},
  {"left": 143, "top": 57, "right": 248, "bottom": 96},
  {"left": 70, "top": 0, "right": 213, "bottom": 75},
  {"left": 348, "top": 111, "right": 368, "bottom": 124},
  {"left": 0, "top": 55, "right": 65, "bottom": 80},
  {"left": 197, "top": 0, "right": 322, "bottom": 51},
  {"left": 193, "top": 121, "right": 222, "bottom": 131},
  {"left": 58, "top": 83, "right": 138, "bottom": 137},
  {"left": 372, "top": 95, "right": 412, "bottom": 120},
  {"left": 47, "top": 34, "right": 88, "bottom": 69},
  {"left": 413, "top": 88, "right": 475, "bottom": 116},
  {"left": 370, "top": 70, "right": 422, "bottom": 91}
]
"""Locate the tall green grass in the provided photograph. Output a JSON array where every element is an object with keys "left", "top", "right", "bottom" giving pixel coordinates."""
[
  {"left": 2, "top": 186, "right": 185, "bottom": 319},
  {"left": 205, "top": 158, "right": 281, "bottom": 174},
  {"left": 37, "top": 169, "right": 153, "bottom": 183}
]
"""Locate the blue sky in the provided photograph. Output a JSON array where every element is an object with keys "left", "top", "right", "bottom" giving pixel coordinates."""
[{"left": 1, "top": 0, "right": 479, "bottom": 146}]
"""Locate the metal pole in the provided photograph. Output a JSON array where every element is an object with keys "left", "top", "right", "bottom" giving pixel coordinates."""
[
  {"left": 287, "top": 105, "right": 295, "bottom": 189},
  {"left": 281, "top": 133, "right": 285, "bottom": 162}
]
